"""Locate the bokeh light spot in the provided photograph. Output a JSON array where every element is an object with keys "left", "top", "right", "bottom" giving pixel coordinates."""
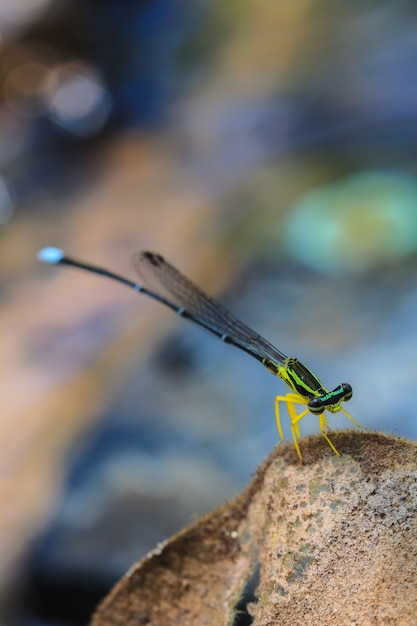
[
  {"left": 285, "top": 171, "right": 417, "bottom": 273},
  {"left": 44, "top": 63, "right": 112, "bottom": 137}
]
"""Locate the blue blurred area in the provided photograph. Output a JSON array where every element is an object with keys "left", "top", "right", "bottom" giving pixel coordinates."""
[
  {"left": 86, "top": 0, "right": 200, "bottom": 127},
  {"left": 0, "top": 0, "right": 203, "bottom": 207},
  {"left": 2, "top": 0, "right": 417, "bottom": 210}
]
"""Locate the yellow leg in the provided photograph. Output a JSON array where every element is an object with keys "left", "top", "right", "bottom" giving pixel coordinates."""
[
  {"left": 319, "top": 407, "right": 367, "bottom": 456},
  {"left": 275, "top": 393, "right": 307, "bottom": 442},
  {"left": 274, "top": 394, "right": 365, "bottom": 462},
  {"left": 274, "top": 395, "right": 285, "bottom": 442},
  {"left": 275, "top": 393, "right": 309, "bottom": 463},
  {"left": 339, "top": 407, "right": 367, "bottom": 430},
  {"left": 287, "top": 401, "right": 309, "bottom": 463},
  {"left": 318, "top": 413, "right": 340, "bottom": 457}
]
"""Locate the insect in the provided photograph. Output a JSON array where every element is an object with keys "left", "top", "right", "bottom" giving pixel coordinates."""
[{"left": 37, "top": 247, "right": 363, "bottom": 461}]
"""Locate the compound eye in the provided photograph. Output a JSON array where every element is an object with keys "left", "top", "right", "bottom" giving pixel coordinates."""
[
  {"left": 308, "top": 397, "right": 324, "bottom": 415},
  {"left": 341, "top": 383, "right": 353, "bottom": 402}
]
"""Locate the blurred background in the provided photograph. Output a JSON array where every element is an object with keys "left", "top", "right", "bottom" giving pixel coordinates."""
[{"left": 2, "top": 0, "right": 417, "bottom": 623}]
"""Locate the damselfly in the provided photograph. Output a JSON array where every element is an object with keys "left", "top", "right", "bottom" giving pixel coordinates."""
[{"left": 37, "top": 247, "right": 363, "bottom": 461}]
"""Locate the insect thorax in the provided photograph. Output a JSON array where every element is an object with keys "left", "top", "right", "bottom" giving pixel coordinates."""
[{"left": 279, "top": 357, "right": 328, "bottom": 399}]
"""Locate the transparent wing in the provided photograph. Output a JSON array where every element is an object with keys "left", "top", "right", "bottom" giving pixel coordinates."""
[{"left": 132, "top": 251, "right": 288, "bottom": 365}]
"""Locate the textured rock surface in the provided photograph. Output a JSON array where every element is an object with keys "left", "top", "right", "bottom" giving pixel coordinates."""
[{"left": 91, "top": 431, "right": 417, "bottom": 625}]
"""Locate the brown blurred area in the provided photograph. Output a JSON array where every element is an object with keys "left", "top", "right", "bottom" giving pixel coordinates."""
[{"left": 2, "top": 1, "right": 417, "bottom": 624}]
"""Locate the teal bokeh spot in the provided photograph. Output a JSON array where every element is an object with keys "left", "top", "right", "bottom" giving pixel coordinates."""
[{"left": 285, "top": 171, "right": 417, "bottom": 273}]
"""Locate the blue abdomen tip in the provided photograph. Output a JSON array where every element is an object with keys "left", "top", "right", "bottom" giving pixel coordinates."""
[{"left": 37, "top": 247, "right": 65, "bottom": 264}]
